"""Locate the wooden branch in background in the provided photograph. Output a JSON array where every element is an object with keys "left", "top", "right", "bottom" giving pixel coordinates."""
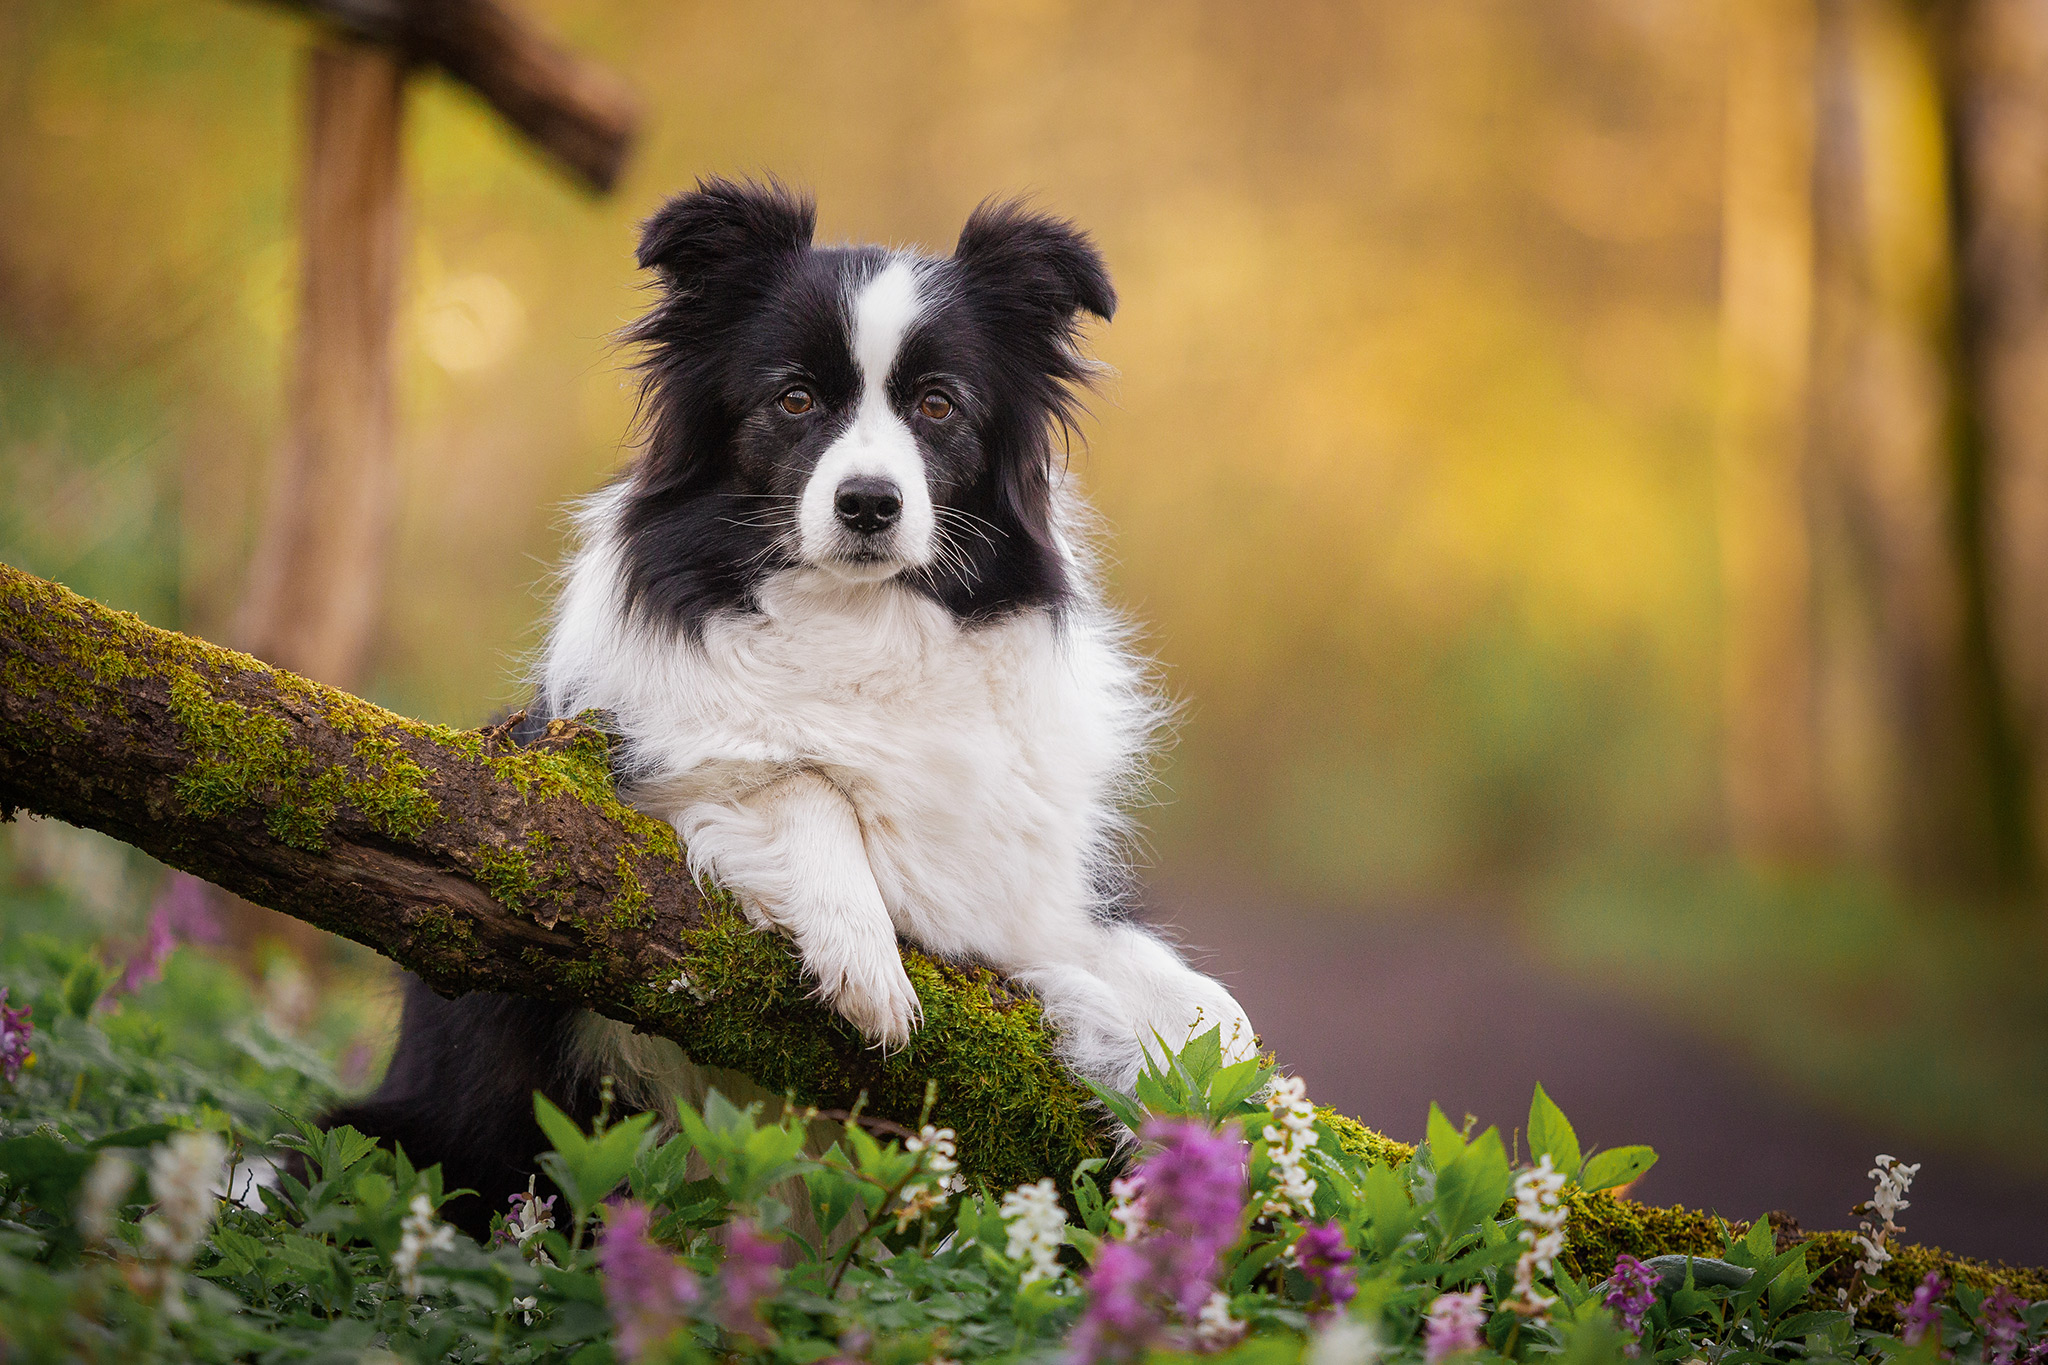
[
  {"left": 259, "top": 0, "right": 640, "bottom": 192},
  {"left": 234, "top": 40, "right": 406, "bottom": 695}
]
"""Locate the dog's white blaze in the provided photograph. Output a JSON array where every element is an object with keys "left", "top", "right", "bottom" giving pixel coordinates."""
[
  {"left": 851, "top": 257, "right": 921, "bottom": 384},
  {"left": 795, "top": 258, "right": 936, "bottom": 576}
]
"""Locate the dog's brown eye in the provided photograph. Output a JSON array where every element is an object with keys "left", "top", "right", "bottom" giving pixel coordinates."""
[
  {"left": 779, "top": 388, "right": 813, "bottom": 415},
  {"left": 918, "top": 391, "right": 954, "bottom": 420}
]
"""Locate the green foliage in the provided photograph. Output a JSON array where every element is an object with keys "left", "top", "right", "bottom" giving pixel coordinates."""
[
  {"left": 1, "top": 849, "right": 2042, "bottom": 1362},
  {"left": 2, "top": 948, "right": 2043, "bottom": 1365}
]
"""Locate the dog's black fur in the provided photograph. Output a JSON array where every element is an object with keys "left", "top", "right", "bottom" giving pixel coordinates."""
[{"left": 322, "top": 985, "right": 598, "bottom": 1237}]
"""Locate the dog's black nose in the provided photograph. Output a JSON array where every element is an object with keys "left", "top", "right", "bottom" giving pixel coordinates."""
[{"left": 834, "top": 477, "right": 902, "bottom": 534}]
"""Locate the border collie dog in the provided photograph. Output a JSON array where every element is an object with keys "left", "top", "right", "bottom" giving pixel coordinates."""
[{"left": 329, "top": 180, "right": 1255, "bottom": 1233}]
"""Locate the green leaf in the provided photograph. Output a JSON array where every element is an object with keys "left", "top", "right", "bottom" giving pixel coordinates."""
[
  {"left": 201, "top": 1227, "right": 266, "bottom": 1279},
  {"left": 1208, "top": 1056, "right": 1272, "bottom": 1116},
  {"left": 1426, "top": 1102, "right": 1466, "bottom": 1166},
  {"left": 533, "top": 1095, "right": 590, "bottom": 1165},
  {"left": 577, "top": 1112, "right": 654, "bottom": 1212},
  {"left": 1360, "top": 1160, "right": 1418, "bottom": 1259},
  {"left": 85, "top": 1123, "right": 177, "bottom": 1151},
  {"left": 1580, "top": 1145, "right": 1658, "bottom": 1193},
  {"left": 1432, "top": 1126, "right": 1510, "bottom": 1249},
  {"left": 1440, "top": 1238, "right": 1522, "bottom": 1286},
  {"left": 1179, "top": 1024, "right": 1224, "bottom": 1086},
  {"left": 1229, "top": 1239, "right": 1286, "bottom": 1293},
  {"left": 1763, "top": 1248, "right": 1811, "bottom": 1318},
  {"left": 1527, "top": 1084, "right": 1582, "bottom": 1181},
  {"left": 1081, "top": 1077, "right": 1148, "bottom": 1135},
  {"left": 1772, "top": 1310, "right": 1851, "bottom": 1340},
  {"left": 0, "top": 1133, "right": 94, "bottom": 1212},
  {"left": 62, "top": 958, "right": 113, "bottom": 1019}
]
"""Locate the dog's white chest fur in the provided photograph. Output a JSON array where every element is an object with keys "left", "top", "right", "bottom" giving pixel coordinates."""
[
  {"left": 602, "top": 566, "right": 1137, "bottom": 964},
  {"left": 539, "top": 490, "right": 1251, "bottom": 1089}
]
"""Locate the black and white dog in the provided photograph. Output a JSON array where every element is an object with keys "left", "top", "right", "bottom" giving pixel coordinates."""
[{"left": 329, "top": 180, "right": 1255, "bottom": 1233}]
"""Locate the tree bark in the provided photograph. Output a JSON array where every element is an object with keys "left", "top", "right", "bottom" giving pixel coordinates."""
[
  {"left": 235, "top": 39, "right": 406, "bottom": 696},
  {"left": 1937, "top": 0, "right": 2048, "bottom": 888},
  {"left": 1, "top": 562, "right": 2042, "bottom": 1297},
  {"left": 1806, "top": 0, "right": 2008, "bottom": 887},
  {"left": 1717, "top": 0, "right": 1828, "bottom": 861}
]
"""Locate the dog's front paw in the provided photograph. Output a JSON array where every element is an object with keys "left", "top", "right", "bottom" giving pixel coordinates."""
[{"left": 802, "top": 933, "right": 923, "bottom": 1051}]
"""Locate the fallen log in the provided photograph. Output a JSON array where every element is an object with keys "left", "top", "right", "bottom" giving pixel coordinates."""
[{"left": 0, "top": 561, "right": 2039, "bottom": 1307}]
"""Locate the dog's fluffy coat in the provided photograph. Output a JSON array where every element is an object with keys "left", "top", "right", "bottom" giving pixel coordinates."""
[{"left": 328, "top": 181, "right": 1254, "bottom": 1234}]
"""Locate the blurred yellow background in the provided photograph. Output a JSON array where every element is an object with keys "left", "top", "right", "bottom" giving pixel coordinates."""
[
  {"left": 1, "top": 0, "right": 1733, "bottom": 891},
  {"left": 6, "top": 0, "right": 2048, "bottom": 1256}
]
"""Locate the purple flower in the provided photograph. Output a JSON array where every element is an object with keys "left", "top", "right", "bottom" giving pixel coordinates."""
[
  {"left": 1293, "top": 1220, "right": 1356, "bottom": 1315},
  {"left": 153, "top": 872, "right": 225, "bottom": 944},
  {"left": 1069, "top": 1241, "right": 1156, "bottom": 1363},
  {"left": 111, "top": 876, "right": 225, "bottom": 1000},
  {"left": 718, "top": 1217, "right": 780, "bottom": 1343},
  {"left": 1603, "top": 1253, "right": 1660, "bottom": 1340},
  {"left": 1134, "top": 1118, "right": 1248, "bottom": 1318},
  {"left": 598, "top": 1200, "right": 699, "bottom": 1362},
  {"left": 0, "top": 988, "right": 32, "bottom": 1084},
  {"left": 116, "top": 908, "right": 179, "bottom": 996},
  {"left": 1899, "top": 1271, "right": 1947, "bottom": 1348},
  {"left": 1981, "top": 1286, "right": 2027, "bottom": 1365},
  {"left": 1424, "top": 1286, "right": 1488, "bottom": 1363},
  {"left": 1070, "top": 1119, "right": 1249, "bottom": 1362}
]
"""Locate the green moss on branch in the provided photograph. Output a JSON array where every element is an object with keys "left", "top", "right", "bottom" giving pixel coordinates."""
[{"left": 1, "top": 559, "right": 2042, "bottom": 1301}]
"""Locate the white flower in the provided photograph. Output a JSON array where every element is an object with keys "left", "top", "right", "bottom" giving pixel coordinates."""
[
  {"left": 897, "top": 1126, "right": 964, "bottom": 1230},
  {"left": 1852, "top": 1230, "right": 1893, "bottom": 1276},
  {"left": 1108, "top": 1172, "right": 1148, "bottom": 1239},
  {"left": 1306, "top": 1312, "right": 1382, "bottom": 1365},
  {"left": 1001, "top": 1177, "right": 1067, "bottom": 1285},
  {"left": 906, "top": 1125, "right": 963, "bottom": 1194},
  {"left": 1508, "top": 1155, "right": 1569, "bottom": 1320},
  {"left": 393, "top": 1192, "right": 458, "bottom": 1296},
  {"left": 140, "top": 1131, "right": 226, "bottom": 1266},
  {"left": 77, "top": 1150, "right": 135, "bottom": 1248},
  {"left": 1198, "top": 1289, "right": 1248, "bottom": 1349},
  {"left": 1261, "top": 1074, "right": 1320, "bottom": 1219},
  {"left": 1846, "top": 1153, "right": 1919, "bottom": 1315},
  {"left": 507, "top": 1176, "right": 556, "bottom": 1248},
  {"left": 1866, "top": 1155, "right": 1918, "bottom": 1225},
  {"left": 512, "top": 1294, "right": 538, "bottom": 1325}
]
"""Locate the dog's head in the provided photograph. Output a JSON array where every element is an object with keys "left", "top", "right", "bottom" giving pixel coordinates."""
[{"left": 616, "top": 178, "right": 1114, "bottom": 632}]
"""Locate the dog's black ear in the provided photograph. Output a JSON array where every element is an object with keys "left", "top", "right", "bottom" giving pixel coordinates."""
[
  {"left": 637, "top": 177, "right": 815, "bottom": 288},
  {"left": 953, "top": 199, "right": 1116, "bottom": 323}
]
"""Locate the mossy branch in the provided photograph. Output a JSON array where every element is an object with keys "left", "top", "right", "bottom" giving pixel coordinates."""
[{"left": 0, "top": 561, "right": 2040, "bottom": 1305}]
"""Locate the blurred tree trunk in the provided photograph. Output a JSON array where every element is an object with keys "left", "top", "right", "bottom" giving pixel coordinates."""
[
  {"left": 1805, "top": 1, "right": 2012, "bottom": 886},
  {"left": 1934, "top": 0, "right": 2048, "bottom": 890},
  {"left": 1717, "top": 0, "right": 1828, "bottom": 860},
  {"left": 234, "top": 38, "right": 406, "bottom": 695},
  {"left": 227, "top": 38, "right": 408, "bottom": 964}
]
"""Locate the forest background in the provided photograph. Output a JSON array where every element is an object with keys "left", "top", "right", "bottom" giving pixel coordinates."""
[{"left": 5, "top": 0, "right": 2048, "bottom": 1264}]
